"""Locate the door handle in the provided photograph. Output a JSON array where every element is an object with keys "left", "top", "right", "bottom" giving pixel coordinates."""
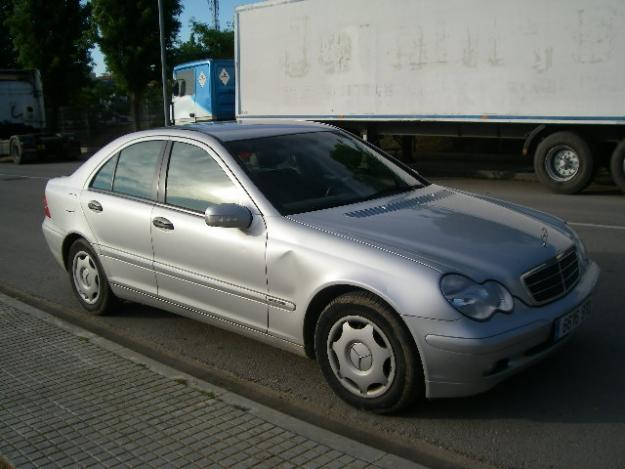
[
  {"left": 88, "top": 200, "right": 103, "bottom": 212},
  {"left": 152, "top": 217, "right": 174, "bottom": 230}
]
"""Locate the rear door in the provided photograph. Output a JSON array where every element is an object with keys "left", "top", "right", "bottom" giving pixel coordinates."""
[{"left": 81, "top": 139, "right": 166, "bottom": 295}]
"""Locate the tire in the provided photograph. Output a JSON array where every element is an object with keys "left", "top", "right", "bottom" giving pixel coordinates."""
[
  {"left": 609, "top": 139, "right": 625, "bottom": 194},
  {"left": 314, "top": 291, "right": 423, "bottom": 413},
  {"left": 10, "top": 138, "right": 24, "bottom": 165},
  {"left": 67, "top": 238, "right": 118, "bottom": 315},
  {"left": 534, "top": 131, "right": 594, "bottom": 194}
]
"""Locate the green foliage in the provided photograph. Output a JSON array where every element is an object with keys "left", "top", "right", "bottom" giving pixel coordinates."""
[
  {"left": 92, "top": 0, "right": 182, "bottom": 129},
  {"left": 7, "top": 0, "right": 93, "bottom": 115},
  {"left": 173, "top": 20, "right": 235, "bottom": 65},
  {"left": 0, "top": 1, "right": 18, "bottom": 68}
]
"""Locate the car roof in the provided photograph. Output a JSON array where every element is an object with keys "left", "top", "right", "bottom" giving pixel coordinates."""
[{"left": 177, "top": 121, "right": 331, "bottom": 142}]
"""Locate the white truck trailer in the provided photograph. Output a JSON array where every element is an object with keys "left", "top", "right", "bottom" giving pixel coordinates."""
[
  {"left": 233, "top": 0, "right": 625, "bottom": 194},
  {"left": 0, "top": 69, "right": 80, "bottom": 164}
]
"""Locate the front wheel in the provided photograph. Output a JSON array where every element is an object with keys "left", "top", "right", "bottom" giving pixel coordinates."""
[
  {"left": 610, "top": 139, "right": 625, "bottom": 194},
  {"left": 315, "top": 292, "right": 423, "bottom": 413},
  {"left": 534, "top": 131, "right": 594, "bottom": 194},
  {"left": 67, "top": 239, "right": 118, "bottom": 315}
]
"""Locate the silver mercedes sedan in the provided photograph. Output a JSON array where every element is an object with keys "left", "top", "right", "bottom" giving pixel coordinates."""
[{"left": 42, "top": 123, "right": 599, "bottom": 412}]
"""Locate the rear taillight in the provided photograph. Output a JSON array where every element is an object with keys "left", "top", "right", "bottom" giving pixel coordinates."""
[{"left": 44, "top": 195, "right": 51, "bottom": 218}]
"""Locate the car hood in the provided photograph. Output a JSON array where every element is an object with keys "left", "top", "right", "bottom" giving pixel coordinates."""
[{"left": 288, "top": 185, "right": 574, "bottom": 295}]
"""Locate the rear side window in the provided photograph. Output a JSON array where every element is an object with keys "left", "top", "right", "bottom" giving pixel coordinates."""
[
  {"left": 90, "top": 154, "right": 118, "bottom": 191},
  {"left": 112, "top": 141, "right": 163, "bottom": 200},
  {"left": 165, "top": 142, "right": 240, "bottom": 212}
]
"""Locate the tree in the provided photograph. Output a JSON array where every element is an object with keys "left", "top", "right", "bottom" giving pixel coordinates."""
[
  {"left": 7, "top": 0, "right": 93, "bottom": 129},
  {"left": 173, "top": 20, "right": 234, "bottom": 65},
  {"left": 92, "top": 0, "right": 181, "bottom": 130},
  {"left": 0, "top": 1, "right": 18, "bottom": 68}
]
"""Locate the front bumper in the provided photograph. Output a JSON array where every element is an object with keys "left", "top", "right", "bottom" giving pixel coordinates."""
[{"left": 404, "top": 260, "right": 600, "bottom": 399}]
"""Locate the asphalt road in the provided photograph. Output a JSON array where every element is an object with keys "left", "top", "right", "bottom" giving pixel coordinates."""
[{"left": 1, "top": 158, "right": 624, "bottom": 469}]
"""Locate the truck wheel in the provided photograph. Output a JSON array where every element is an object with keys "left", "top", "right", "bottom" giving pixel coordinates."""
[
  {"left": 534, "top": 132, "right": 594, "bottom": 194},
  {"left": 610, "top": 140, "right": 625, "bottom": 194},
  {"left": 315, "top": 291, "right": 423, "bottom": 413},
  {"left": 10, "top": 138, "right": 24, "bottom": 165}
]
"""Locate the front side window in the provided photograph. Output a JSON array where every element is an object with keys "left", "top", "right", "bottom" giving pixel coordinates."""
[
  {"left": 165, "top": 142, "right": 241, "bottom": 212},
  {"left": 224, "top": 131, "right": 425, "bottom": 215},
  {"left": 112, "top": 141, "right": 163, "bottom": 200}
]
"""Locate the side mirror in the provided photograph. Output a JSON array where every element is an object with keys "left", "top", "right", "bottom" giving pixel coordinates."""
[{"left": 204, "top": 203, "right": 252, "bottom": 229}]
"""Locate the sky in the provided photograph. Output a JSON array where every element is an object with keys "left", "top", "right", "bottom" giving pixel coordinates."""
[{"left": 92, "top": 0, "right": 257, "bottom": 75}]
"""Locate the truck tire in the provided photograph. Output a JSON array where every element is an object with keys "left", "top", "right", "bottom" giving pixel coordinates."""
[
  {"left": 9, "top": 138, "right": 24, "bottom": 165},
  {"left": 534, "top": 131, "right": 594, "bottom": 194},
  {"left": 610, "top": 139, "right": 625, "bottom": 194}
]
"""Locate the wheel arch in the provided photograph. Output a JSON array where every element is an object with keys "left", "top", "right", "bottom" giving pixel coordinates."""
[
  {"left": 524, "top": 125, "right": 596, "bottom": 160},
  {"left": 302, "top": 282, "right": 417, "bottom": 360},
  {"left": 62, "top": 232, "right": 93, "bottom": 270}
]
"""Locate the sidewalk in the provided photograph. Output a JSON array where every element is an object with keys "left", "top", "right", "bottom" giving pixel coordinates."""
[{"left": 0, "top": 293, "right": 425, "bottom": 469}]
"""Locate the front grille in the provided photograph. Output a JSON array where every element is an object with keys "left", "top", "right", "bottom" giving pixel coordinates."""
[{"left": 522, "top": 247, "right": 580, "bottom": 304}]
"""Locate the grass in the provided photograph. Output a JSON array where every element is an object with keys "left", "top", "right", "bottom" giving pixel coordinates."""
[{"left": 172, "top": 377, "right": 215, "bottom": 399}]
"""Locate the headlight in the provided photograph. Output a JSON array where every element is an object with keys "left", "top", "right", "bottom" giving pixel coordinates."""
[
  {"left": 440, "top": 274, "right": 514, "bottom": 321},
  {"left": 566, "top": 225, "right": 588, "bottom": 270}
]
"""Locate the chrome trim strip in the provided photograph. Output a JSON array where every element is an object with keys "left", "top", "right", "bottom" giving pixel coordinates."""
[
  {"left": 267, "top": 295, "right": 296, "bottom": 311},
  {"left": 153, "top": 261, "right": 267, "bottom": 305},
  {"left": 153, "top": 261, "right": 296, "bottom": 311},
  {"left": 100, "top": 246, "right": 154, "bottom": 271},
  {"left": 110, "top": 283, "right": 305, "bottom": 355}
]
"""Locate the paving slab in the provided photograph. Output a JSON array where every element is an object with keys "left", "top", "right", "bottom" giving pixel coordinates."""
[{"left": 0, "top": 293, "right": 426, "bottom": 469}]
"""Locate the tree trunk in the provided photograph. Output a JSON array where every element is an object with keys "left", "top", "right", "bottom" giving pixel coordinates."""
[
  {"left": 130, "top": 90, "right": 143, "bottom": 131},
  {"left": 47, "top": 105, "right": 60, "bottom": 132}
]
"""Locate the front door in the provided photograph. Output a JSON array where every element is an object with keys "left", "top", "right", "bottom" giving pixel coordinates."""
[{"left": 151, "top": 139, "right": 268, "bottom": 331}]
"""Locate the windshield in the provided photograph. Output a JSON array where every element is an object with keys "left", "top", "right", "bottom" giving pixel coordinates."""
[{"left": 224, "top": 131, "right": 427, "bottom": 215}]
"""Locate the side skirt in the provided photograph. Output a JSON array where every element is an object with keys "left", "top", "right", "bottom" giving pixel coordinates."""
[{"left": 110, "top": 283, "right": 307, "bottom": 358}]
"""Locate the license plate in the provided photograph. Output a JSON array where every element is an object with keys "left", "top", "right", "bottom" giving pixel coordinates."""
[{"left": 554, "top": 298, "right": 591, "bottom": 340}]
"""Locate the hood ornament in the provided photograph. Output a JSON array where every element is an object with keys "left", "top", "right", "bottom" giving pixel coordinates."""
[{"left": 540, "top": 227, "right": 549, "bottom": 247}]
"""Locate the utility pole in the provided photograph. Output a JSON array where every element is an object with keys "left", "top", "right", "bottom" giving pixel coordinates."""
[
  {"left": 208, "top": 0, "right": 220, "bottom": 30},
  {"left": 157, "top": 0, "right": 170, "bottom": 126}
]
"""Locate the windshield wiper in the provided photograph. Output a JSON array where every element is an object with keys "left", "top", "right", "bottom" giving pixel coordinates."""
[{"left": 367, "top": 184, "right": 420, "bottom": 201}]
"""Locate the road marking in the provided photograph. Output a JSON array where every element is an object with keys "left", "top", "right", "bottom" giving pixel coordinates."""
[
  {"left": 0, "top": 173, "right": 50, "bottom": 180},
  {"left": 569, "top": 222, "right": 625, "bottom": 231}
]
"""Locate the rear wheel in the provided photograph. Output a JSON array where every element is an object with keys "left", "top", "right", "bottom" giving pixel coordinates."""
[
  {"left": 534, "top": 131, "right": 594, "bottom": 194},
  {"left": 315, "top": 291, "right": 423, "bottom": 413},
  {"left": 609, "top": 139, "right": 625, "bottom": 194},
  {"left": 67, "top": 239, "right": 118, "bottom": 315},
  {"left": 10, "top": 138, "right": 24, "bottom": 164}
]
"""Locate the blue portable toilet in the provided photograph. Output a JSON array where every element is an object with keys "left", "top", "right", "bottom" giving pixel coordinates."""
[{"left": 171, "top": 59, "right": 235, "bottom": 124}]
